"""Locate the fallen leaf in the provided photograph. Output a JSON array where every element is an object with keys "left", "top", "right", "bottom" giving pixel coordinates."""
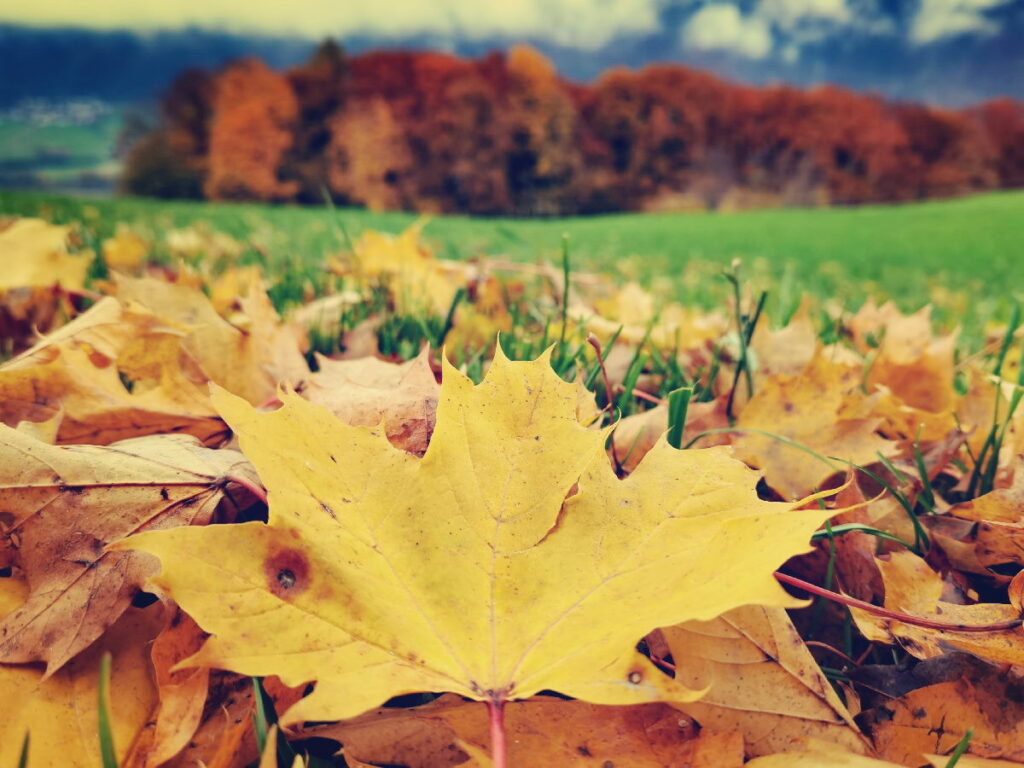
[
  {"left": 307, "top": 694, "right": 744, "bottom": 768},
  {"left": 924, "top": 756, "right": 1023, "bottom": 767},
  {"left": 860, "top": 303, "right": 957, "bottom": 415},
  {"left": 662, "top": 605, "right": 869, "bottom": 757},
  {"left": 744, "top": 738, "right": 904, "bottom": 766},
  {"left": 209, "top": 265, "right": 265, "bottom": 315},
  {"left": 120, "top": 347, "right": 829, "bottom": 724},
  {"left": 123, "top": 609, "right": 211, "bottom": 768},
  {"left": 733, "top": 353, "right": 894, "bottom": 500},
  {"left": 103, "top": 228, "right": 149, "bottom": 271},
  {"left": 0, "top": 218, "right": 92, "bottom": 290},
  {"left": 0, "top": 332, "right": 226, "bottom": 446},
  {"left": 849, "top": 552, "right": 1024, "bottom": 668},
  {"left": 0, "top": 426, "right": 256, "bottom": 673},
  {"left": 337, "top": 222, "right": 463, "bottom": 316},
  {"left": 115, "top": 276, "right": 308, "bottom": 405},
  {"left": 859, "top": 663, "right": 1024, "bottom": 765},
  {"left": 0, "top": 603, "right": 163, "bottom": 768},
  {"left": 300, "top": 347, "right": 439, "bottom": 454},
  {"left": 750, "top": 299, "right": 818, "bottom": 378},
  {"left": 950, "top": 463, "right": 1024, "bottom": 567},
  {"left": 612, "top": 398, "right": 730, "bottom": 474}
]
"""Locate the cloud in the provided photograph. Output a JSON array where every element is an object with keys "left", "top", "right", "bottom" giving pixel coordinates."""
[
  {"left": 682, "top": 4, "right": 774, "bottom": 58},
  {"left": 681, "top": 0, "right": 882, "bottom": 59},
  {"left": 758, "top": 0, "right": 852, "bottom": 29},
  {"left": 0, "top": 0, "right": 666, "bottom": 49},
  {"left": 909, "top": 0, "right": 1014, "bottom": 44}
]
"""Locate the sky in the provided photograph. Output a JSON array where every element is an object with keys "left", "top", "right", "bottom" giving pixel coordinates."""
[
  {"left": 3, "top": 0, "right": 1020, "bottom": 51},
  {"left": 1, "top": 0, "right": 1022, "bottom": 104}
]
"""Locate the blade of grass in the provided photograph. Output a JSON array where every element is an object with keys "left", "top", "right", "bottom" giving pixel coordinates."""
[
  {"left": 16, "top": 733, "right": 29, "bottom": 768},
  {"left": 554, "top": 234, "right": 571, "bottom": 370},
  {"left": 252, "top": 678, "right": 269, "bottom": 756},
  {"left": 666, "top": 386, "right": 694, "bottom": 449},
  {"left": 943, "top": 729, "right": 974, "bottom": 768},
  {"left": 98, "top": 652, "right": 117, "bottom": 768}
]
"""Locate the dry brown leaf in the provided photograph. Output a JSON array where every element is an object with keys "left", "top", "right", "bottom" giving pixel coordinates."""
[
  {"left": 744, "top": 738, "right": 904, "bottom": 766},
  {"left": 662, "top": 605, "right": 870, "bottom": 757},
  {"left": 123, "top": 610, "right": 211, "bottom": 768},
  {"left": 950, "top": 462, "right": 1024, "bottom": 567},
  {"left": 115, "top": 275, "right": 308, "bottom": 405},
  {"left": 0, "top": 340, "right": 226, "bottom": 446},
  {"left": 852, "top": 302, "right": 957, "bottom": 415},
  {"left": 750, "top": 299, "right": 818, "bottom": 377},
  {"left": 924, "top": 756, "right": 1024, "bottom": 767},
  {"left": 300, "top": 347, "right": 439, "bottom": 454},
  {"left": 306, "top": 694, "right": 744, "bottom": 768},
  {"left": 612, "top": 398, "right": 730, "bottom": 473},
  {"left": 0, "top": 426, "right": 256, "bottom": 673},
  {"left": 849, "top": 552, "right": 1024, "bottom": 667},
  {"left": 733, "top": 353, "right": 893, "bottom": 500},
  {"left": 155, "top": 673, "right": 302, "bottom": 768},
  {"left": 859, "top": 664, "right": 1024, "bottom": 765}
]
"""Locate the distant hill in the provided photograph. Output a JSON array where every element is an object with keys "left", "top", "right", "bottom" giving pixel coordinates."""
[{"left": 2, "top": 21, "right": 1023, "bottom": 109}]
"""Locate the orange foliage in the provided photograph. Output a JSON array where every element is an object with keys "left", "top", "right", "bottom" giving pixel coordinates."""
[
  {"left": 204, "top": 58, "right": 299, "bottom": 202},
  {"left": 135, "top": 43, "right": 1024, "bottom": 214}
]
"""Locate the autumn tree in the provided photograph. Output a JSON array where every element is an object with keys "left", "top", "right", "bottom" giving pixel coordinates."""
[
  {"left": 124, "top": 46, "right": 1023, "bottom": 213},
  {"left": 974, "top": 98, "right": 1024, "bottom": 188},
  {"left": 121, "top": 68, "right": 214, "bottom": 198},
  {"left": 894, "top": 103, "right": 998, "bottom": 198},
  {"left": 285, "top": 40, "right": 350, "bottom": 202},
  {"left": 327, "top": 97, "right": 416, "bottom": 211},
  {"left": 204, "top": 58, "right": 300, "bottom": 202},
  {"left": 501, "top": 45, "right": 583, "bottom": 215}
]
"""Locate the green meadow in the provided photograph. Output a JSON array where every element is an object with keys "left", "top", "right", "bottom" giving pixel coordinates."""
[{"left": 2, "top": 188, "right": 1022, "bottom": 338}]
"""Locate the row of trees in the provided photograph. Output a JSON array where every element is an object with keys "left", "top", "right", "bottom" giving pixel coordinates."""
[{"left": 122, "top": 42, "right": 1024, "bottom": 215}]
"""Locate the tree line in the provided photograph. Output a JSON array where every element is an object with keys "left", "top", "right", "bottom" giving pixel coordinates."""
[{"left": 122, "top": 41, "right": 1024, "bottom": 215}]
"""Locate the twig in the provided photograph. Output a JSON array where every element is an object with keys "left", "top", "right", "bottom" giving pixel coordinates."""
[{"left": 774, "top": 572, "right": 1024, "bottom": 633}]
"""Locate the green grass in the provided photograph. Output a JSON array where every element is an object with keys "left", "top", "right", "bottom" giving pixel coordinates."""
[{"left": 2, "top": 188, "right": 1022, "bottom": 337}]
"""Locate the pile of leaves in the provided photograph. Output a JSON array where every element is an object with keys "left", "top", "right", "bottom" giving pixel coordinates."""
[{"left": 2, "top": 215, "right": 1024, "bottom": 768}]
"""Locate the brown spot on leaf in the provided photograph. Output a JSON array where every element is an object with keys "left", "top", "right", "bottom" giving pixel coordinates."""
[
  {"left": 265, "top": 547, "right": 311, "bottom": 599},
  {"left": 627, "top": 669, "right": 643, "bottom": 685}
]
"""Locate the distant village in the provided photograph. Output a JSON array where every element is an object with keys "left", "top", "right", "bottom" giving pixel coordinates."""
[{"left": 0, "top": 98, "right": 114, "bottom": 127}]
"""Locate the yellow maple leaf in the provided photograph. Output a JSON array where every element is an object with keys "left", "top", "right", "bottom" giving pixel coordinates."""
[
  {"left": 336, "top": 223, "right": 463, "bottom": 317},
  {"left": 102, "top": 228, "right": 149, "bottom": 271},
  {"left": 733, "top": 353, "right": 895, "bottom": 500},
  {"left": 119, "top": 348, "right": 828, "bottom": 724},
  {"left": 0, "top": 602, "right": 163, "bottom": 768},
  {"left": 0, "top": 218, "right": 92, "bottom": 291}
]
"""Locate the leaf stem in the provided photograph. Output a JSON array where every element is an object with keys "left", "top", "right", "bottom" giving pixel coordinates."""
[
  {"left": 586, "top": 333, "right": 615, "bottom": 409},
  {"left": 774, "top": 572, "right": 1024, "bottom": 633},
  {"left": 487, "top": 699, "right": 507, "bottom": 768},
  {"left": 227, "top": 474, "right": 268, "bottom": 506}
]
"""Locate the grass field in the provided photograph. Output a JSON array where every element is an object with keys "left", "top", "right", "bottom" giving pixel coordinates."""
[{"left": 2, "top": 188, "right": 1022, "bottom": 338}]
